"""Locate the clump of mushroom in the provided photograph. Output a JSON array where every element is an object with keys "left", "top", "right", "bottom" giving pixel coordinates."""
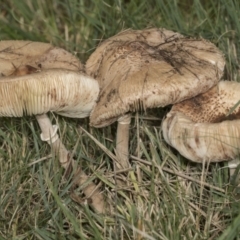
[
  {"left": 0, "top": 41, "right": 105, "bottom": 213},
  {"left": 86, "top": 28, "right": 225, "bottom": 171},
  {"left": 162, "top": 81, "right": 240, "bottom": 166}
]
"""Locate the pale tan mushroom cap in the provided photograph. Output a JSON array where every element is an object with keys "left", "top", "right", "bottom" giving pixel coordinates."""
[
  {"left": 162, "top": 81, "right": 240, "bottom": 163},
  {"left": 0, "top": 69, "right": 99, "bottom": 118},
  {"left": 86, "top": 28, "right": 225, "bottom": 127},
  {"left": 0, "top": 40, "right": 83, "bottom": 76}
]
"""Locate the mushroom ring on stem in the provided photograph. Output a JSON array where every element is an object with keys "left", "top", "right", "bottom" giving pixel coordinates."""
[
  {"left": 86, "top": 28, "right": 225, "bottom": 171},
  {"left": 162, "top": 81, "right": 240, "bottom": 166}
]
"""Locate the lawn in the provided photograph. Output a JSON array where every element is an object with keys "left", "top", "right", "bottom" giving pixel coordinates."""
[{"left": 0, "top": 0, "right": 240, "bottom": 239}]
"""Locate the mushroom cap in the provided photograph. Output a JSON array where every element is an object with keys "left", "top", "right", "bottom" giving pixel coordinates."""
[
  {"left": 86, "top": 28, "right": 225, "bottom": 128},
  {"left": 0, "top": 41, "right": 98, "bottom": 118},
  {"left": 0, "top": 40, "right": 83, "bottom": 76},
  {"left": 162, "top": 81, "right": 240, "bottom": 163},
  {"left": 0, "top": 69, "right": 99, "bottom": 118}
]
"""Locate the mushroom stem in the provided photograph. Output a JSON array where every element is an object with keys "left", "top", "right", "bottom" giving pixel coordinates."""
[
  {"left": 228, "top": 159, "right": 240, "bottom": 181},
  {"left": 36, "top": 114, "right": 69, "bottom": 168},
  {"left": 35, "top": 113, "right": 105, "bottom": 213},
  {"left": 115, "top": 114, "right": 131, "bottom": 170}
]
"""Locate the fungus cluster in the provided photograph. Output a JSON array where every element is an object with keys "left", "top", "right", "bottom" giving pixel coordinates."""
[
  {"left": 86, "top": 28, "right": 225, "bottom": 170},
  {"left": 3, "top": 28, "right": 239, "bottom": 214}
]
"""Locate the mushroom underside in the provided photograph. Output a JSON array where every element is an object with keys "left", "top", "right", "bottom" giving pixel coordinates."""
[
  {"left": 162, "top": 111, "right": 240, "bottom": 162},
  {"left": 0, "top": 69, "right": 99, "bottom": 118}
]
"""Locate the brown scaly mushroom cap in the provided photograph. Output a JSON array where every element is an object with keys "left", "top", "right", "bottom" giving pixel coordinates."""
[
  {"left": 0, "top": 69, "right": 99, "bottom": 118},
  {"left": 86, "top": 28, "right": 225, "bottom": 127},
  {"left": 0, "top": 40, "right": 83, "bottom": 76},
  {"left": 162, "top": 81, "right": 240, "bottom": 163}
]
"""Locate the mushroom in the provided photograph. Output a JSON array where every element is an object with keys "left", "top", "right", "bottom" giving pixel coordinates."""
[
  {"left": 162, "top": 81, "right": 240, "bottom": 169},
  {"left": 86, "top": 28, "right": 225, "bottom": 171},
  {"left": 0, "top": 41, "right": 105, "bottom": 213}
]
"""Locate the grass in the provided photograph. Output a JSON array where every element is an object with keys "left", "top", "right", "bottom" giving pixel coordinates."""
[{"left": 1, "top": 0, "right": 240, "bottom": 239}]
